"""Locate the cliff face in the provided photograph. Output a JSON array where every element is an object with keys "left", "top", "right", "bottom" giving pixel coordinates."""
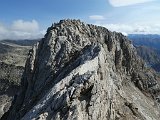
[{"left": 3, "top": 20, "right": 160, "bottom": 120}]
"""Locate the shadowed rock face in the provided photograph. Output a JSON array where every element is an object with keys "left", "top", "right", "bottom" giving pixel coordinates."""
[{"left": 3, "top": 20, "right": 160, "bottom": 120}]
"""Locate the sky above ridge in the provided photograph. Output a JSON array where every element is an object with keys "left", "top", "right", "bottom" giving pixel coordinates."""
[{"left": 0, "top": 0, "right": 160, "bottom": 40}]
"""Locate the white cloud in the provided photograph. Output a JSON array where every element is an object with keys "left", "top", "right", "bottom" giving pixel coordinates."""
[
  {"left": 89, "top": 15, "right": 105, "bottom": 20},
  {"left": 108, "top": 0, "right": 155, "bottom": 7},
  {"left": 0, "top": 24, "right": 8, "bottom": 34},
  {"left": 0, "top": 20, "right": 45, "bottom": 40},
  {"left": 100, "top": 23, "right": 160, "bottom": 35},
  {"left": 12, "top": 20, "right": 39, "bottom": 32}
]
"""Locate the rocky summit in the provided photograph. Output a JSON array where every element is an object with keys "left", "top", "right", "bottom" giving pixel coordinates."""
[{"left": 2, "top": 19, "right": 160, "bottom": 120}]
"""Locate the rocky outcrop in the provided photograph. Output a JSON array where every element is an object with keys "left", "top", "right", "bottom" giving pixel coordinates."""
[{"left": 3, "top": 19, "right": 160, "bottom": 120}]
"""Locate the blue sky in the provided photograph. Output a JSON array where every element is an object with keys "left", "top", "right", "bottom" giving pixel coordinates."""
[{"left": 0, "top": 0, "right": 160, "bottom": 39}]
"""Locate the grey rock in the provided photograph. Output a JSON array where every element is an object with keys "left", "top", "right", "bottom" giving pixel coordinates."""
[{"left": 3, "top": 19, "right": 160, "bottom": 120}]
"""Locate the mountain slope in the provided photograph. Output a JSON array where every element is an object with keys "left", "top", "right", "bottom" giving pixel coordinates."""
[
  {"left": 0, "top": 39, "right": 39, "bottom": 47},
  {"left": 3, "top": 20, "right": 160, "bottom": 120},
  {"left": 136, "top": 46, "right": 160, "bottom": 72},
  {"left": 0, "top": 40, "right": 38, "bottom": 118},
  {"left": 128, "top": 34, "right": 160, "bottom": 50},
  {"left": 0, "top": 62, "right": 23, "bottom": 118},
  {"left": 128, "top": 34, "right": 160, "bottom": 72},
  {"left": 0, "top": 41, "right": 31, "bottom": 66}
]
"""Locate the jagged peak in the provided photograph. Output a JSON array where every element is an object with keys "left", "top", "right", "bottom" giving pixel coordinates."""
[
  {"left": 3, "top": 19, "right": 160, "bottom": 120},
  {"left": 44, "top": 19, "right": 128, "bottom": 49}
]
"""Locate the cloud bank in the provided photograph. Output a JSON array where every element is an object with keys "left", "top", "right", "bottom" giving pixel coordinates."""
[
  {"left": 89, "top": 15, "right": 105, "bottom": 20},
  {"left": 0, "top": 20, "right": 45, "bottom": 40},
  {"left": 108, "top": 0, "right": 155, "bottom": 7},
  {"left": 100, "top": 23, "right": 160, "bottom": 35}
]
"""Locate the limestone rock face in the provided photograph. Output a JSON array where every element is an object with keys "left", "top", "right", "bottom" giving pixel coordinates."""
[{"left": 3, "top": 20, "right": 160, "bottom": 120}]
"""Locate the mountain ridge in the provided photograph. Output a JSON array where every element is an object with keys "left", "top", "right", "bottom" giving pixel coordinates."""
[
  {"left": 128, "top": 34, "right": 160, "bottom": 72},
  {"left": 2, "top": 19, "right": 160, "bottom": 120},
  {"left": 128, "top": 34, "right": 160, "bottom": 50}
]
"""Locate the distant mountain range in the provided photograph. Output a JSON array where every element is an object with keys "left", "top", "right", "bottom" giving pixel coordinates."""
[
  {"left": 0, "top": 39, "right": 40, "bottom": 46},
  {"left": 128, "top": 34, "right": 160, "bottom": 72},
  {"left": 128, "top": 34, "right": 160, "bottom": 49}
]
